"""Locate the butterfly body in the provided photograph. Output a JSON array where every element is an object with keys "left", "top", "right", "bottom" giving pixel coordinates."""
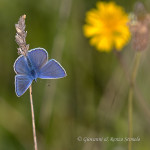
[
  {"left": 25, "top": 56, "right": 38, "bottom": 80},
  {"left": 14, "top": 48, "right": 66, "bottom": 97}
]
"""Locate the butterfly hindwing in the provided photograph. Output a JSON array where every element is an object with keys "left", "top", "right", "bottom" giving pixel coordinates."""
[
  {"left": 27, "top": 48, "right": 48, "bottom": 71},
  {"left": 14, "top": 55, "right": 30, "bottom": 75},
  {"left": 38, "top": 59, "right": 66, "bottom": 79},
  {"left": 15, "top": 75, "right": 33, "bottom": 97}
]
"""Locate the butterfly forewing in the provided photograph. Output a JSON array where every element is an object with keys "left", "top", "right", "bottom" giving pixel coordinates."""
[
  {"left": 15, "top": 75, "right": 33, "bottom": 97},
  {"left": 27, "top": 48, "right": 48, "bottom": 71},
  {"left": 39, "top": 59, "right": 66, "bottom": 79},
  {"left": 14, "top": 55, "right": 30, "bottom": 75}
]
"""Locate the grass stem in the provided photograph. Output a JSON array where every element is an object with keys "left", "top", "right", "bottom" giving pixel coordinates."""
[
  {"left": 128, "top": 52, "right": 141, "bottom": 150},
  {"left": 29, "top": 86, "right": 38, "bottom": 150}
]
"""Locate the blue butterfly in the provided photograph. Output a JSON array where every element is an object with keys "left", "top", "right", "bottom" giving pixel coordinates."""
[{"left": 14, "top": 48, "right": 67, "bottom": 97}]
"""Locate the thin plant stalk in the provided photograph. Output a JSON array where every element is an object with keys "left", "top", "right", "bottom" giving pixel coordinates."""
[
  {"left": 29, "top": 85, "right": 38, "bottom": 150},
  {"left": 128, "top": 52, "right": 141, "bottom": 150},
  {"left": 15, "top": 15, "right": 38, "bottom": 150},
  {"left": 114, "top": 50, "right": 150, "bottom": 121},
  {"left": 128, "top": 86, "right": 133, "bottom": 150}
]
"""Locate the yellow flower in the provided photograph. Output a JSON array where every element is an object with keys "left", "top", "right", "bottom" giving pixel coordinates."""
[{"left": 83, "top": 2, "right": 131, "bottom": 52}]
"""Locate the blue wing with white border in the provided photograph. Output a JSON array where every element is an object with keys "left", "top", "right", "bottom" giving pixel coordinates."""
[
  {"left": 15, "top": 75, "right": 33, "bottom": 97},
  {"left": 14, "top": 55, "right": 30, "bottom": 75},
  {"left": 27, "top": 48, "right": 48, "bottom": 71},
  {"left": 38, "top": 59, "right": 67, "bottom": 79}
]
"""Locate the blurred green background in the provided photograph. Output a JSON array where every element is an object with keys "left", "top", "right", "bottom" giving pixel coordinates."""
[{"left": 0, "top": 0, "right": 150, "bottom": 149}]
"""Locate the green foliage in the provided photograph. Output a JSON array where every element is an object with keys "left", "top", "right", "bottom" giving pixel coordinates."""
[{"left": 0, "top": 0, "right": 150, "bottom": 149}]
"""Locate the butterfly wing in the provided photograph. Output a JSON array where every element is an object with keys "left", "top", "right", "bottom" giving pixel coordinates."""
[
  {"left": 15, "top": 75, "right": 33, "bottom": 97},
  {"left": 27, "top": 48, "right": 48, "bottom": 71},
  {"left": 14, "top": 55, "right": 30, "bottom": 75},
  {"left": 38, "top": 59, "right": 67, "bottom": 79}
]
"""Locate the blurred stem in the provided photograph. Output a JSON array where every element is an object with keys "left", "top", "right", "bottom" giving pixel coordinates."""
[
  {"left": 29, "top": 86, "right": 38, "bottom": 150},
  {"left": 128, "top": 86, "right": 133, "bottom": 150},
  {"left": 113, "top": 50, "right": 129, "bottom": 81},
  {"left": 128, "top": 52, "right": 141, "bottom": 150}
]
